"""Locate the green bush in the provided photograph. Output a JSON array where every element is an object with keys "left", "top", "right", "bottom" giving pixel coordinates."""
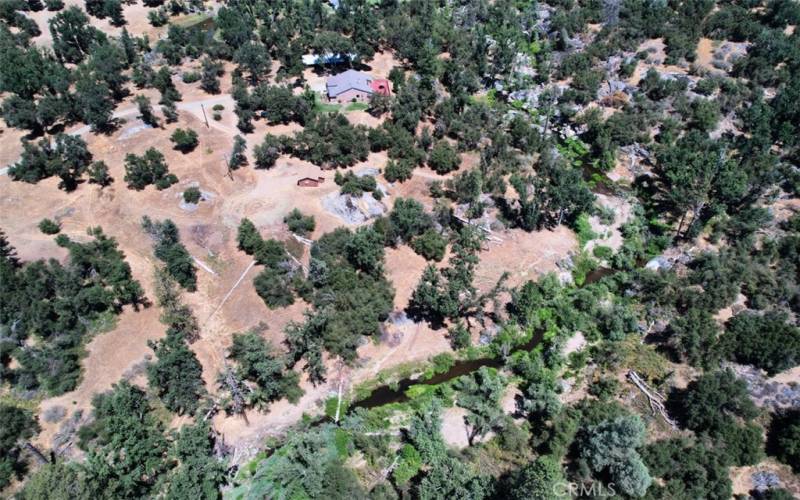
[
  {"left": 574, "top": 213, "right": 597, "bottom": 247},
  {"left": 38, "top": 218, "right": 61, "bottom": 234},
  {"left": 428, "top": 141, "right": 460, "bottom": 174},
  {"left": 284, "top": 209, "right": 316, "bottom": 237},
  {"left": 181, "top": 72, "right": 200, "bottom": 83},
  {"left": 393, "top": 444, "right": 422, "bottom": 485},
  {"left": 592, "top": 245, "right": 613, "bottom": 260},
  {"left": 183, "top": 187, "right": 202, "bottom": 204},
  {"left": 411, "top": 229, "right": 447, "bottom": 261},
  {"left": 170, "top": 128, "right": 199, "bottom": 153}
]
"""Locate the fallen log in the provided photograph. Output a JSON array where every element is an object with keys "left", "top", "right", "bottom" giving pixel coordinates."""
[{"left": 627, "top": 370, "right": 677, "bottom": 429}]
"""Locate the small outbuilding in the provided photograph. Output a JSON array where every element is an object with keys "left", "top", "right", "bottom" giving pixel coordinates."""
[{"left": 297, "top": 177, "right": 326, "bottom": 187}]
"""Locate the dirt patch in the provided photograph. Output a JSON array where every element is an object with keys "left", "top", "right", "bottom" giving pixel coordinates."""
[
  {"left": 441, "top": 406, "right": 472, "bottom": 448},
  {"left": 385, "top": 246, "right": 429, "bottom": 309},
  {"left": 474, "top": 226, "right": 578, "bottom": 292},
  {"left": 627, "top": 38, "right": 692, "bottom": 86},
  {"left": 695, "top": 37, "right": 716, "bottom": 72},
  {"left": 731, "top": 461, "right": 800, "bottom": 497},
  {"left": 586, "top": 193, "right": 634, "bottom": 253},
  {"left": 563, "top": 332, "right": 587, "bottom": 356}
]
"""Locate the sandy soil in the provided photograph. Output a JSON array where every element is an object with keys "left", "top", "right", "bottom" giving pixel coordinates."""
[
  {"left": 474, "top": 225, "right": 577, "bottom": 292},
  {"left": 440, "top": 406, "right": 472, "bottom": 448},
  {"left": 694, "top": 37, "right": 716, "bottom": 72},
  {"left": 563, "top": 331, "right": 586, "bottom": 356}
]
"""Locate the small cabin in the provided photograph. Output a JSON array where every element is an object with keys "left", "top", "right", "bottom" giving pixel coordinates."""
[{"left": 297, "top": 177, "right": 326, "bottom": 187}]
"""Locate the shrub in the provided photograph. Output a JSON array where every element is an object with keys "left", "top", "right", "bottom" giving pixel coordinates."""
[
  {"left": 592, "top": 245, "right": 613, "bottom": 260},
  {"left": 411, "top": 229, "right": 447, "bottom": 261},
  {"left": 170, "top": 128, "right": 199, "bottom": 153},
  {"left": 183, "top": 187, "right": 202, "bottom": 204},
  {"left": 384, "top": 158, "right": 414, "bottom": 183},
  {"left": 334, "top": 171, "right": 378, "bottom": 197},
  {"left": 721, "top": 311, "right": 800, "bottom": 375},
  {"left": 284, "top": 209, "right": 316, "bottom": 237},
  {"left": 574, "top": 213, "right": 597, "bottom": 247},
  {"left": 181, "top": 72, "right": 200, "bottom": 83},
  {"left": 38, "top": 218, "right": 61, "bottom": 234},
  {"left": 212, "top": 104, "right": 224, "bottom": 111},
  {"left": 428, "top": 141, "right": 460, "bottom": 174}
]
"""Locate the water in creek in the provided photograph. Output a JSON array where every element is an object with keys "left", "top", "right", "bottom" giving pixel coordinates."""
[{"left": 353, "top": 331, "right": 544, "bottom": 409}]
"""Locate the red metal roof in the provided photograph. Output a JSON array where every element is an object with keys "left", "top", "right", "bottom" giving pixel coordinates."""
[{"left": 369, "top": 79, "right": 391, "bottom": 95}]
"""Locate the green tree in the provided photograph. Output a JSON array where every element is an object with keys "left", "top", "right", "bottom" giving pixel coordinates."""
[
  {"left": 643, "top": 439, "right": 732, "bottom": 500},
  {"left": 411, "top": 229, "right": 447, "bottom": 261},
  {"left": 578, "top": 416, "right": 652, "bottom": 497},
  {"left": 87, "top": 161, "right": 112, "bottom": 186},
  {"left": 768, "top": 410, "right": 800, "bottom": 472},
  {"left": 388, "top": 197, "right": 433, "bottom": 242},
  {"left": 672, "top": 369, "right": 759, "bottom": 435},
  {"left": 507, "top": 456, "right": 565, "bottom": 500},
  {"left": 668, "top": 307, "right": 722, "bottom": 368},
  {"left": 228, "top": 135, "right": 247, "bottom": 171},
  {"left": 38, "top": 218, "right": 60, "bottom": 234},
  {"left": 166, "top": 422, "right": 227, "bottom": 498},
  {"left": 74, "top": 68, "right": 115, "bottom": 131},
  {"left": 183, "top": 186, "right": 201, "bottom": 204},
  {"left": 147, "top": 330, "right": 204, "bottom": 415},
  {"left": 288, "top": 113, "right": 370, "bottom": 168},
  {"left": 136, "top": 94, "right": 160, "bottom": 127},
  {"left": 124, "top": 148, "right": 178, "bottom": 190},
  {"left": 200, "top": 56, "right": 222, "bottom": 94},
  {"left": 237, "top": 218, "right": 262, "bottom": 255},
  {"left": 284, "top": 208, "right": 315, "bottom": 237},
  {"left": 721, "top": 311, "right": 800, "bottom": 375},
  {"left": 428, "top": 140, "right": 460, "bottom": 174},
  {"left": 8, "top": 133, "right": 93, "bottom": 191},
  {"left": 454, "top": 366, "right": 508, "bottom": 444},
  {"left": 171, "top": 128, "right": 199, "bottom": 153},
  {"left": 0, "top": 404, "right": 39, "bottom": 489},
  {"left": 234, "top": 41, "right": 270, "bottom": 85},
  {"left": 345, "top": 226, "right": 384, "bottom": 275},
  {"left": 79, "top": 382, "right": 171, "bottom": 498},
  {"left": 254, "top": 134, "right": 282, "bottom": 169},
  {"left": 49, "top": 6, "right": 104, "bottom": 63},
  {"left": 254, "top": 267, "right": 295, "bottom": 309},
  {"left": 18, "top": 461, "right": 87, "bottom": 499},
  {"left": 141, "top": 217, "right": 197, "bottom": 291},
  {"left": 225, "top": 330, "right": 302, "bottom": 410}
]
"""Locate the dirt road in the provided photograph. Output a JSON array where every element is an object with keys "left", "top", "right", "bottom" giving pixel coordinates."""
[{"left": 68, "top": 95, "right": 237, "bottom": 137}]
